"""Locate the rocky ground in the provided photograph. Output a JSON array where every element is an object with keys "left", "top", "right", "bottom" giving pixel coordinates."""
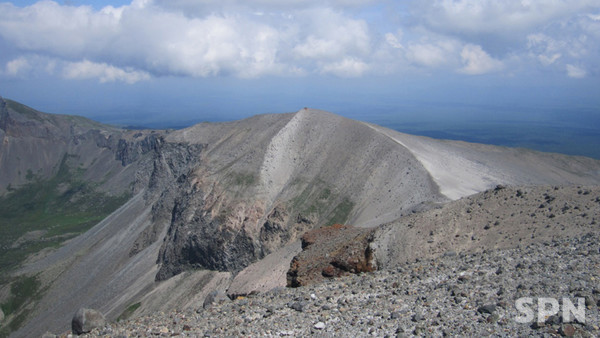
[{"left": 45, "top": 231, "right": 599, "bottom": 337}]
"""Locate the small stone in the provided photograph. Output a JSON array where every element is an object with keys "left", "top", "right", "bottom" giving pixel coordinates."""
[
  {"left": 289, "top": 301, "right": 305, "bottom": 312},
  {"left": 183, "top": 324, "right": 191, "bottom": 331},
  {"left": 486, "top": 314, "right": 499, "bottom": 323},
  {"left": 477, "top": 304, "right": 497, "bottom": 315},
  {"left": 412, "top": 313, "right": 425, "bottom": 322},
  {"left": 314, "top": 322, "right": 325, "bottom": 330},
  {"left": 560, "top": 324, "right": 576, "bottom": 337}
]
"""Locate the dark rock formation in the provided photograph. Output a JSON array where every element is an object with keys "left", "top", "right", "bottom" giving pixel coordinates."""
[
  {"left": 287, "top": 224, "right": 377, "bottom": 287},
  {"left": 71, "top": 308, "right": 106, "bottom": 335}
]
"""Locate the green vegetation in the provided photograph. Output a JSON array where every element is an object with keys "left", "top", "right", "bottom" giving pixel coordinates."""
[
  {"left": 326, "top": 198, "right": 354, "bottom": 226},
  {"left": 233, "top": 172, "right": 256, "bottom": 186},
  {"left": 117, "top": 302, "right": 141, "bottom": 322},
  {"left": 0, "top": 154, "right": 131, "bottom": 276},
  {"left": 0, "top": 275, "right": 40, "bottom": 317},
  {"left": 290, "top": 180, "right": 354, "bottom": 226},
  {"left": 0, "top": 275, "right": 42, "bottom": 337},
  {"left": 0, "top": 154, "right": 131, "bottom": 336}
]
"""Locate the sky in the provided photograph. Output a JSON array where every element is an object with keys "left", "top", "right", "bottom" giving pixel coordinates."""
[{"left": 0, "top": 0, "right": 599, "bottom": 131}]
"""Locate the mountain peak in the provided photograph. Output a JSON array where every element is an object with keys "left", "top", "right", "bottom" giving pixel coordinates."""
[{"left": 2, "top": 98, "right": 600, "bottom": 337}]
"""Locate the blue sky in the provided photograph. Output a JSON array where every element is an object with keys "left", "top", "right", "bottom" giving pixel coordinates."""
[{"left": 0, "top": 0, "right": 599, "bottom": 128}]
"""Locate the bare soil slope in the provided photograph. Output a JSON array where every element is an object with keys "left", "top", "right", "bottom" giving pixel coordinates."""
[{"left": 372, "top": 185, "right": 600, "bottom": 268}]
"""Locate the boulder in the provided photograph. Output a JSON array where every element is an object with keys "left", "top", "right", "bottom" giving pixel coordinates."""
[
  {"left": 71, "top": 308, "right": 106, "bottom": 335},
  {"left": 202, "top": 290, "right": 230, "bottom": 309},
  {"left": 287, "top": 224, "right": 377, "bottom": 287}
]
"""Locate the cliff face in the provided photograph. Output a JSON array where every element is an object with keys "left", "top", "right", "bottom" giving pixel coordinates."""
[{"left": 0, "top": 96, "right": 161, "bottom": 196}]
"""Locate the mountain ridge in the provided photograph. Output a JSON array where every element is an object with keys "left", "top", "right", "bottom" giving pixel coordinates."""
[{"left": 0, "top": 98, "right": 599, "bottom": 337}]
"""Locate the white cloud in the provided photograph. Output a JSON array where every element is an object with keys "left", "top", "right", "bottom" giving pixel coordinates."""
[
  {"left": 63, "top": 60, "right": 150, "bottom": 83},
  {"left": 291, "top": 9, "right": 371, "bottom": 61},
  {"left": 5, "top": 57, "right": 31, "bottom": 76},
  {"left": 406, "top": 40, "right": 460, "bottom": 68},
  {"left": 413, "top": 0, "right": 599, "bottom": 36},
  {"left": 407, "top": 1, "right": 600, "bottom": 77},
  {"left": 527, "top": 33, "right": 564, "bottom": 65},
  {"left": 0, "top": 1, "right": 375, "bottom": 80},
  {"left": 321, "top": 57, "right": 369, "bottom": 77},
  {"left": 538, "top": 53, "right": 562, "bottom": 66},
  {"left": 459, "top": 44, "right": 503, "bottom": 75},
  {"left": 385, "top": 33, "right": 403, "bottom": 49},
  {"left": 0, "top": 0, "right": 598, "bottom": 80},
  {"left": 566, "top": 64, "right": 587, "bottom": 78}
]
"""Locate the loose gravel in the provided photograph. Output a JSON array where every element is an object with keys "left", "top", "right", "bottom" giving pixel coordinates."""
[{"left": 61, "top": 232, "right": 600, "bottom": 337}]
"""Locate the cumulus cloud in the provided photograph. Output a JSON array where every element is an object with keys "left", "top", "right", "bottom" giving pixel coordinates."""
[
  {"left": 459, "top": 44, "right": 503, "bottom": 75},
  {"left": 63, "top": 60, "right": 150, "bottom": 83},
  {"left": 0, "top": 1, "right": 376, "bottom": 81},
  {"left": 321, "top": 57, "right": 369, "bottom": 77},
  {"left": 412, "top": 0, "right": 598, "bottom": 36},
  {"left": 5, "top": 57, "right": 31, "bottom": 76},
  {"left": 0, "top": 0, "right": 598, "bottom": 81},
  {"left": 406, "top": 40, "right": 460, "bottom": 68},
  {"left": 406, "top": 0, "right": 599, "bottom": 77}
]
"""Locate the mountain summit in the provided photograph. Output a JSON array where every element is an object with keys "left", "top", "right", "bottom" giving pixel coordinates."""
[{"left": 1, "top": 99, "right": 599, "bottom": 337}]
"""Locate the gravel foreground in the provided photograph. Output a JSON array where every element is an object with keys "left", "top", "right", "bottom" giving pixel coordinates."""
[{"left": 46, "top": 232, "right": 600, "bottom": 337}]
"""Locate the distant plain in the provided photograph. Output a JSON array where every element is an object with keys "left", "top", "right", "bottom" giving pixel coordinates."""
[{"left": 114, "top": 108, "right": 600, "bottom": 160}]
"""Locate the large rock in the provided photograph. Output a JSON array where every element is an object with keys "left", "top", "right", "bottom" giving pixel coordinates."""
[
  {"left": 202, "top": 290, "right": 230, "bottom": 309},
  {"left": 287, "top": 224, "right": 377, "bottom": 287},
  {"left": 71, "top": 308, "right": 106, "bottom": 335}
]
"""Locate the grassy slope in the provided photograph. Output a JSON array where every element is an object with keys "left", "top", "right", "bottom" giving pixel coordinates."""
[
  {"left": 0, "top": 155, "right": 130, "bottom": 275},
  {"left": 0, "top": 154, "right": 131, "bottom": 336}
]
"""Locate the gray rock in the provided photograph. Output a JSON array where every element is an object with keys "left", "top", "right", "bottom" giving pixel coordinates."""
[
  {"left": 477, "top": 304, "right": 497, "bottom": 314},
  {"left": 0, "top": 308, "right": 4, "bottom": 323},
  {"left": 314, "top": 322, "right": 325, "bottom": 330},
  {"left": 289, "top": 301, "right": 305, "bottom": 312},
  {"left": 412, "top": 313, "right": 425, "bottom": 322},
  {"left": 71, "top": 308, "right": 106, "bottom": 335},
  {"left": 203, "top": 290, "right": 230, "bottom": 309}
]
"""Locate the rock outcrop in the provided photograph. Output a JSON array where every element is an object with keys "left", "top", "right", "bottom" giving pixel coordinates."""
[
  {"left": 287, "top": 224, "right": 377, "bottom": 287},
  {"left": 71, "top": 308, "right": 106, "bottom": 335},
  {"left": 0, "top": 96, "right": 161, "bottom": 197}
]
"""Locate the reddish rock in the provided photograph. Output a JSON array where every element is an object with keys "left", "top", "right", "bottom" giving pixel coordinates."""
[{"left": 287, "top": 224, "right": 376, "bottom": 287}]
